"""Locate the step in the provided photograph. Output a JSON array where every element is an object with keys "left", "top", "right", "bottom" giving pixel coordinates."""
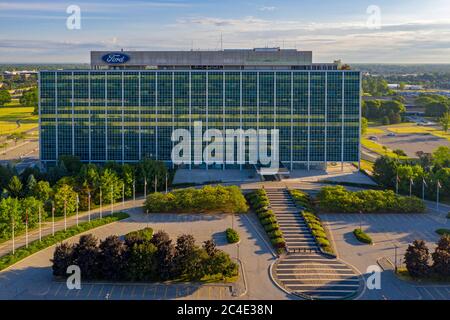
[
  {"left": 277, "top": 263, "right": 350, "bottom": 269},
  {"left": 277, "top": 269, "right": 355, "bottom": 275},
  {"left": 280, "top": 279, "right": 360, "bottom": 285},
  {"left": 286, "top": 284, "right": 359, "bottom": 291},
  {"left": 296, "top": 291, "right": 356, "bottom": 298}
]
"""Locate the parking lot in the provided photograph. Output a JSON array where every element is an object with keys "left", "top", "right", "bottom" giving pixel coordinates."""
[
  {"left": 11, "top": 281, "right": 233, "bottom": 300},
  {"left": 377, "top": 133, "right": 450, "bottom": 157},
  {"left": 320, "top": 212, "right": 450, "bottom": 300}
]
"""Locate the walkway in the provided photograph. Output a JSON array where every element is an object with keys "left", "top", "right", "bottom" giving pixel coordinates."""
[{"left": 267, "top": 188, "right": 364, "bottom": 300}]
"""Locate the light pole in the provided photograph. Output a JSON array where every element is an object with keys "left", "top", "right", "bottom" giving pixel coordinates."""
[
  {"left": 133, "top": 180, "right": 136, "bottom": 204},
  {"left": 154, "top": 175, "right": 157, "bottom": 193},
  {"left": 422, "top": 178, "right": 426, "bottom": 201},
  {"left": 436, "top": 180, "right": 441, "bottom": 211}
]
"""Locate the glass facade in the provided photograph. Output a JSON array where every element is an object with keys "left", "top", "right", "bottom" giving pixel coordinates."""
[{"left": 39, "top": 70, "right": 360, "bottom": 168}]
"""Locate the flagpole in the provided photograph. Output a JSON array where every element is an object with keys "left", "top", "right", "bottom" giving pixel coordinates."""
[
  {"left": 154, "top": 176, "right": 157, "bottom": 193},
  {"left": 88, "top": 191, "right": 91, "bottom": 222},
  {"left": 436, "top": 180, "right": 440, "bottom": 211},
  {"left": 122, "top": 183, "right": 125, "bottom": 207},
  {"left": 38, "top": 205, "right": 42, "bottom": 241},
  {"left": 25, "top": 209, "right": 28, "bottom": 248},
  {"left": 422, "top": 179, "right": 425, "bottom": 201},
  {"left": 144, "top": 177, "right": 147, "bottom": 199},
  {"left": 409, "top": 178, "right": 412, "bottom": 197},
  {"left": 99, "top": 188, "right": 102, "bottom": 219},
  {"left": 76, "top": 194, "right": 79, "bottom": 226},
  {"left": 165, "top": 173, "right": 168, "bottom": 194},
  {"left": 52, "top": 205, "right": 55, "bottom": 236},
  {"left": 64, "top": 199, "right": 67, "bottom": 231},
  {"left": 111, "top": 185, "right": 114, "bottom": 215},
  {"left": 133, "top": 180, "right": 136, "bottom": 204},
  {"left": 11, "top": 216, "right": 14, "bottom": 255},
  {"left": 396, "top": 174, "right": 399, "bottom": 195}
]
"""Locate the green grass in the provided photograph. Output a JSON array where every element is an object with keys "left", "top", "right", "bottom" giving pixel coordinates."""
[
  {"left": 353, "top": 228, "right": 373, "bottom": 244},
  {"left": 386, "top": 124, "right": 450, "bottom": 143},
  {"left": 0, "top": 105, "right": 37, "bottom": 135},
  {"left": 436, "top": 228, "right": 450, "bottom": 236},
  {"left": 397, "top": 268, "right": 450, "bottom": 284},
  {"left": 361, "top": 138, "right": 409, "bottom": 159},
  {"left": 0, "top": 212, "right": 129, "bottom": 271}
]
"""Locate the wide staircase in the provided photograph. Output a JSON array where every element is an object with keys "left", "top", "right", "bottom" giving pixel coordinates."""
[{"left": 265, "top": 188, "right": 363, "bottom": 300}]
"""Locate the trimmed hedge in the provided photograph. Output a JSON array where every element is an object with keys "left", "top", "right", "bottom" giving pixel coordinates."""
[
  {"left": 436, "top": 229, "right": 450, "bottom": 236},
  {"left": 226, "top": 228, "right": 240, "bottom": 244},
  {"left": 246, "top": 189, "right": 286, "bottom": 252},
  {"left": 0, "top": 212, "right": 130, "bottom": 271},
  {"left": 353, "top": 228, "right": 373, "bottom": 244},
  {"left": 144, "top": 185, "right": 249, "bottom": 214},
  {"left": 316, "top": 186, "right": 426, "bottom": 213}
]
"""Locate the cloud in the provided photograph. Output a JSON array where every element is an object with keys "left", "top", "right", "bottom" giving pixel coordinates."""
[{"left": 259, "top": 6, "right": 276, "bottom": 12}]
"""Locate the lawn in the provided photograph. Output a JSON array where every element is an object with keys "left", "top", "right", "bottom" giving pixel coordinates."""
[
  {"left": 359, "top": 159, "right": 374, "bottom": 172},
  {"left": 361, "top": 138, "right": 409, "bottom": 159},
  {"left": 365, "top": 127, "right": 385, "bottom": 135},
  {"left": 0, "top": 105, "right": 38, "bottom": 135},
  {"left": 386, "top": 125, "right": 450, "bottom": 142}
]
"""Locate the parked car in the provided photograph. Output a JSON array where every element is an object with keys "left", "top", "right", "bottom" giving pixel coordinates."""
[
  {"left": 387, "top": 132, "right": 396, "bottom": 137},
  {"left": 369, "top": 136, "right": 378, "bottom": 141}
]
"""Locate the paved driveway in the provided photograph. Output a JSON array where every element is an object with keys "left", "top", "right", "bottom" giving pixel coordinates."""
[
  {"left": 321, "top": 212, "right": 450, "bottom": 300},
  {"left": 0, "top": 207, "right": 290, "bottom": 300}
]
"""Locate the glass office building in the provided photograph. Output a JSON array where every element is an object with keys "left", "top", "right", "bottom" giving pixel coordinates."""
[{"left": 39, "top": 49, "right": 361, "bottom": 170}]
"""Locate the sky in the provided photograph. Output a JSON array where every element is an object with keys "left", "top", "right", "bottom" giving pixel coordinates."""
[{"left": 1, "top": 0, "right": 450, "bottom": 63}]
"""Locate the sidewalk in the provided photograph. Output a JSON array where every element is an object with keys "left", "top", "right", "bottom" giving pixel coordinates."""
[{"left": 0, "top": 197, "right": 145, "bottom": 257}]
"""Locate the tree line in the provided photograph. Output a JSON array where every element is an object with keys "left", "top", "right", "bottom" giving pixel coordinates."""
[{"left": 0, "top": 156, "right": 170, "bottom": 241}]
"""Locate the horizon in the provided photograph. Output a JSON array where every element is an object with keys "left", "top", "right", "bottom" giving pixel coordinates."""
[{"left": 1, "top": 0, "right": 450, "bottom": 64}]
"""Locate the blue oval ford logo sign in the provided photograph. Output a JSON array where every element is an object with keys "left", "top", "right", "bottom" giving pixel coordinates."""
[{"left": 102, "top": 52, "right": 130, "bottom": 64}]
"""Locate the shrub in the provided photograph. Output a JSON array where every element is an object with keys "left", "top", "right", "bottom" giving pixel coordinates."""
[
  {"left": 124, "top": 227, "right": 154, "bottom": 247},
  {"left": 316, "top": 185, "right": 426, "bottom": 213},
  {"left": 72, "top": 234, "right": 101, "bottom": 280},
  {"left": 125, "top": 242, "right": 158, "bottom": 281},
  {"left": 271, "top": 237, "right": 286, "bottom": 248},
  {"left": 226, "top": 228, "right": 239, "bottom": 244},
  {"left": 316, "top": 237, "right": 330, "bottom": 248},
  {"left": 52, "top": 243, "right": 74, "bottom": 277},
  {"left": 99, "top": 235, "right": 128, "bottom": 280},
  {"left": 144, "top": 185, "right": 248, "bottom": 214},
  {"left": 312, "top": 229, "right": 327, "bottom": 239},
  {"left": 268, "top": 230, "right": 283, "bottom": 238},
  {"left": 258, "top": 210, "right": 274, "bottom": 220},
  {"left": 431, "top": 235, "right": 450, "bottom": 277},
  {"left": 264, "top": 222, "right": 279, "bottom": 232},
  {"left": 260, "top": 216, "right": 277, "bottom": 226},
  {"left": 353, "top": 228, "right": 373, "bottom": 244},
  {"left": 404, "top": 240, "right": 431, "bottom": 278},
  {"left": 436, "top": 229, "right": 450, "bottom": 236}
]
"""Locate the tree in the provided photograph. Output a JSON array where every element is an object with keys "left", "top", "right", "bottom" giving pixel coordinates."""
[
  {"left": 99, "top": 168, "right": 123, "bottom": 204},
  {"left": 19, "top": 87, "right": 38, "bottom": 114},
  {"left": 0, "top": 89, "right": 11, "bottom": 106},
  {"left": 72, "top": 234, "right": 100, "bottom": 280},
  {"left": 25, "top": 174, "right": 37, "bottom": 196},
  {"left": 361, "top": 117, "right": 368, "bottom": 135},
  {"left": 59, "top": 155, "right": 82, "bottom": 175},
  {"left": 432, "top": 146, "right": 450, "bottom": 167},
  {"left": 431, "top": 235, "right": 450, "bottom": 277},
  {"left": 7, "top": 175, "right": 23, "bottom": 198},
  {"left": 373, "top": 156, "right": 399, "bottom": 188},
  {"left": 439, "top": 112, "right": 450, "bottom": 133},
  {"left": 0, "top": 197, "right": 22, "bottom": 238},
  {"left": 425, "top": 102, "right": 449, "bottom": 117},
  {"left": 125, "top": 242, "right": 158, "bottom": 281},
  {"left": 53, "top": 183, "right": 78, "bottom": 216},
  {"left": 20, "top": 197, "right": 45, "bottom": 228},
  {"left": 151, "top": 231, "right": 175, "bottom": 280},
  {"left": 99, "top": 236, "right": 128, "bottom": 280},
  {"left": 393, "top": 149, "right": 407, "bottom": 157},
  {"left": 404, "top": 240, "right": 430, "bottom": 278},
  {"left": 203, "top": 239, "right": 218, "bottom": 257},
  {"left": 32, "top": 180, "right": 53, "bottom": 202},
  {"left": 362, "top": 100, "right": 382, "bottom": 119},
  {"left": 52, "top": 243, "right": 74, "bottom": 277}
]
